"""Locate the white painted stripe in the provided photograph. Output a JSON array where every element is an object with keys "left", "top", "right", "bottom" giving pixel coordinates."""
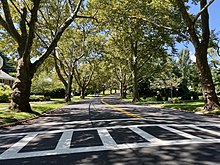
[
  {"left": 1, "top": 124, "right": 219, "bottom": 137},
  {"left": 159, "top": 125, "right": 203, "bottom": 140},
  {"left": 1, "top": 138, "right": 220, "bottom": 160},
  {"left": 190, "top": 125, "right": 220, "bottom": 137},
  {"left": 0, "top": 133, "right": 38, "bottom": 159},
  {"left": 55, "top": 130, "right": 73, "bottom": 150},
  {"left": 30, "top": 118, "right": 146, "bottom": 126},
  {"left": 97, "top": 128, "right": 117, "bottom": 148},
  {"left": 129, "top": 127, "right": 162, "bottom": 143}
]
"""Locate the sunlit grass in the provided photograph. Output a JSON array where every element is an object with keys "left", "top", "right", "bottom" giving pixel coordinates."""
[
  {"left": 0, "top": 96, "right": 94, "bottom": 125},
  {"left": 0, "top": 103, "right": 10, "bottom": 108},
  {"left": 153, "top": 102, "right": 205, "bottom": 112},
  {"left": 0, "top": 102, "right": 65, "bottom": 125},
  {"left": 123, "top": 95, "right": 220, "bottom": 115}
]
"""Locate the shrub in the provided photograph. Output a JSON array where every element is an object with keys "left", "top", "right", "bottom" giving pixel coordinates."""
[
  {"left": 44, "top": 88, "right": 65, "bottom": 98},
  {"left": 0, "top": 84, "right": 12, "bottom": 103},
  {"left": 30, "top": 95, "right": 51, "bottom": 102}
]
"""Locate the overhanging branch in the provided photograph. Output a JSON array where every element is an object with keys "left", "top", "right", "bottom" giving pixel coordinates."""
[
  {"left": 130, "top": 16, "right": 191, "bottom": 41},
  {"left": 193, "top": 0, "right": 215, "bottom": 24}
]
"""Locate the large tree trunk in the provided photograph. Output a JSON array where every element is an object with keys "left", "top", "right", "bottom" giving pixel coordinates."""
[
  {"left": 10, "top": 58, "right": 33, "bottom": 112},
  {"left": 195, "top": 47, "right": 220, "bottom": 110},
  {"left": 175, "top": 0, "right": 220, "bottom": 110}
]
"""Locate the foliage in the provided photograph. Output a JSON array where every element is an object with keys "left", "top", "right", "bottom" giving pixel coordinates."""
[
  {"left": 0, "top": 85, "right": 12, "bottom": 103},
  {"left": 44, "top": 88, "right": 65, "bottom": 98}
]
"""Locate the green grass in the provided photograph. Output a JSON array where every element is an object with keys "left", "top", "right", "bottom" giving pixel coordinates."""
[
  {"left": 0, "top": 103, "right": 10, "bottom": 108},
  {"left": 153, "top": 101, "right": 205, "bottom": 112},
  {"left": 0, "top": 102, "right": 65, "bottom": 125},
  {"left": 0, "top": 96, "right": 94, "bottom": 125},
  {"left": 123, "top": 95, "right": 220, "bottom": 115}
]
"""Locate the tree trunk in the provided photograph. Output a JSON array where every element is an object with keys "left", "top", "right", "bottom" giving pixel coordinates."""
[
  {"left": 80, "top": 87, "right": 86, "bottom": 99},
  {"left": 65, "top": 74, "right": 73, "bottom": 102},
  {"left": 120, "top": 82, "right": 127, "bottom": 99},
  {"left": 120, "top": 82, "right": 125, "bottom": 98},
  {"left": 10, "top": 58, "right": 33, "bottom": 112},
  {"left": 132, "top": 67, "right": 139, "bottom": 102},
  {"left": 195, "top": 47, "right": 220, "bottom": 110}
]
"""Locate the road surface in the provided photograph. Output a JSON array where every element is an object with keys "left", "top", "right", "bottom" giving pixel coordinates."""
[{"left": 1, "top": 95, "right": 220, "bottom": 165}]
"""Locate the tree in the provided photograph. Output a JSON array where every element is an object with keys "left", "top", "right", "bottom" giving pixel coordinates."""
[
  {"left": 174, "top": 0, "right": 219, "bottom": 110},
  {"left": 74, "top": 62, "right": 94, "bottom": 99},
  {"left": 0, "top": 0, "right": 88, "bottom": 112},
  {"left": 90, "top": 0, "right": 174, "bottom": 102},
  {"left": 130, "top": 0, "right": 219, "bottom": 109}
]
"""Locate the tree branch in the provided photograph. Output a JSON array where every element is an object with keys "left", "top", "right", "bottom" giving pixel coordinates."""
[
  {"left": 130, "top": 16, "right": 191, "bottom": 41},
  {"left": 193, "top": 0, "right": 215, "bottom": 24},
  {"left": 0, "top": 15, "right": 14, "bottom": 37},
  {"left": 175, "top": 0, "right": 200, "bottom": 47},
  {"left": 1, "top": 0, "right": 22, "bottom": 42},
  {"left": 76, "top": 15, "right": 99, "bottom": 23},
  {"left": 53, "top": 49, "right": 68, "bottom": 87},
  {"left": 32, "top": 0, "right": 84, "bottom": 73},
  {"left": 23, "top": 0, "right": 41, "bottom": 58}
]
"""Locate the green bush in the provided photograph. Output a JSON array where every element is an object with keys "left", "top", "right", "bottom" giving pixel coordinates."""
[
  {"left": 44, "top": 88, "right": 65, "bottom": 98},
  {"left": 30, "top": 95, "right": 51, "bottom": 102},
  {"left": 0, "top": 85, "right": 12, "bottom": 103}
]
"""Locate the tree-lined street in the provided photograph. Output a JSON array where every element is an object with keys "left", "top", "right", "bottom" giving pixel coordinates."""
[
  {"left": 1, "top": 95, "right": 220, "bottom": 164},
  {"left": 0, "top": 1, "right": 220, "bottom": 164}
]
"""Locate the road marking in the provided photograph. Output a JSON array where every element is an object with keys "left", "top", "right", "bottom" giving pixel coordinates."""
[
  {"left": 101, "top": 98, "right": 142, "bottom": 118},
  {"left": 33, "top": 117, "right": 146, "bottom": 126},
  {"left": 159, "top": 126, "right": 203, "bottom": 140},
  {"left": 97, "top": 128, "right": 117, "bottom": 148},
  {"left": 190, "top": 125, "right": 220, "bottom": 137},
  {"left": 1, "top": 124, "right": 220, "bottom": 137},
  {"left": 0, "top": 133, "right": 38, "bottom": 160},
  {"left": 1, "top": 125, "right": 220, "bottom": 160},
  {"left": 129, "top": 127, "right": 162, "bottom": 143},
  {"left": 55, "top": 130, "right": 73, "bottom": 150}
]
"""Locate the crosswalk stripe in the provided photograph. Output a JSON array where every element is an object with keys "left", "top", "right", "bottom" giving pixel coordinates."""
[
  {"left": 129, "top": 127, "right": 162, "bottom": 143},
  {"left": 1, "top": 125, "right": 220, "bottom": 160},
  {"left": 1, "top": 124, "right": 220, "bottom": 137},
  {"left": 159, "top": 125, "right": 203, "bottom": 140},
  {"left": 0, "top": 133, "right": 38, "bottom": 160},
  {"left": 55, "top": 130, "right": 73, "bottom": 151},
  {"left": 97, "top": 128, "right": 117, "bottom": 148},
  {"left": 190, "top": 125, "right": 220, "bottom": 137}
]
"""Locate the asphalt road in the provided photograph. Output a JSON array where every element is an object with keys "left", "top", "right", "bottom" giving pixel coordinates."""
[{"left": 1, "top": 95, "right": 220, "bottom": 165}]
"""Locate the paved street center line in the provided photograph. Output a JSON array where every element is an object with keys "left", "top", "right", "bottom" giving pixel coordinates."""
[{"left": 101, "top": 98, "right": 142, "bottom": 118}]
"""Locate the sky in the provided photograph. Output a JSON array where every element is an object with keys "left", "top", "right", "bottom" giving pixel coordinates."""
[{"left": 177, "top": 0, "right": 220, "bottom": 62}]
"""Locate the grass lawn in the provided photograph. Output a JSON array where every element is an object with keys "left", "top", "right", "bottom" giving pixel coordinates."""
[
  {"left": 123, "top": 95, "right": 220, "bottom": 115},
  {"left": 0, "top": 101, "right": 65, "bottom": 125},
  {"left": 0, "top": 95, "right": 95, "bottom": 125},
  {"left": 153, "top": 102, "right": 205, "bottom": 112},
  {"left": 0, "top": 103, "right": 10, "bottom": 108}
]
